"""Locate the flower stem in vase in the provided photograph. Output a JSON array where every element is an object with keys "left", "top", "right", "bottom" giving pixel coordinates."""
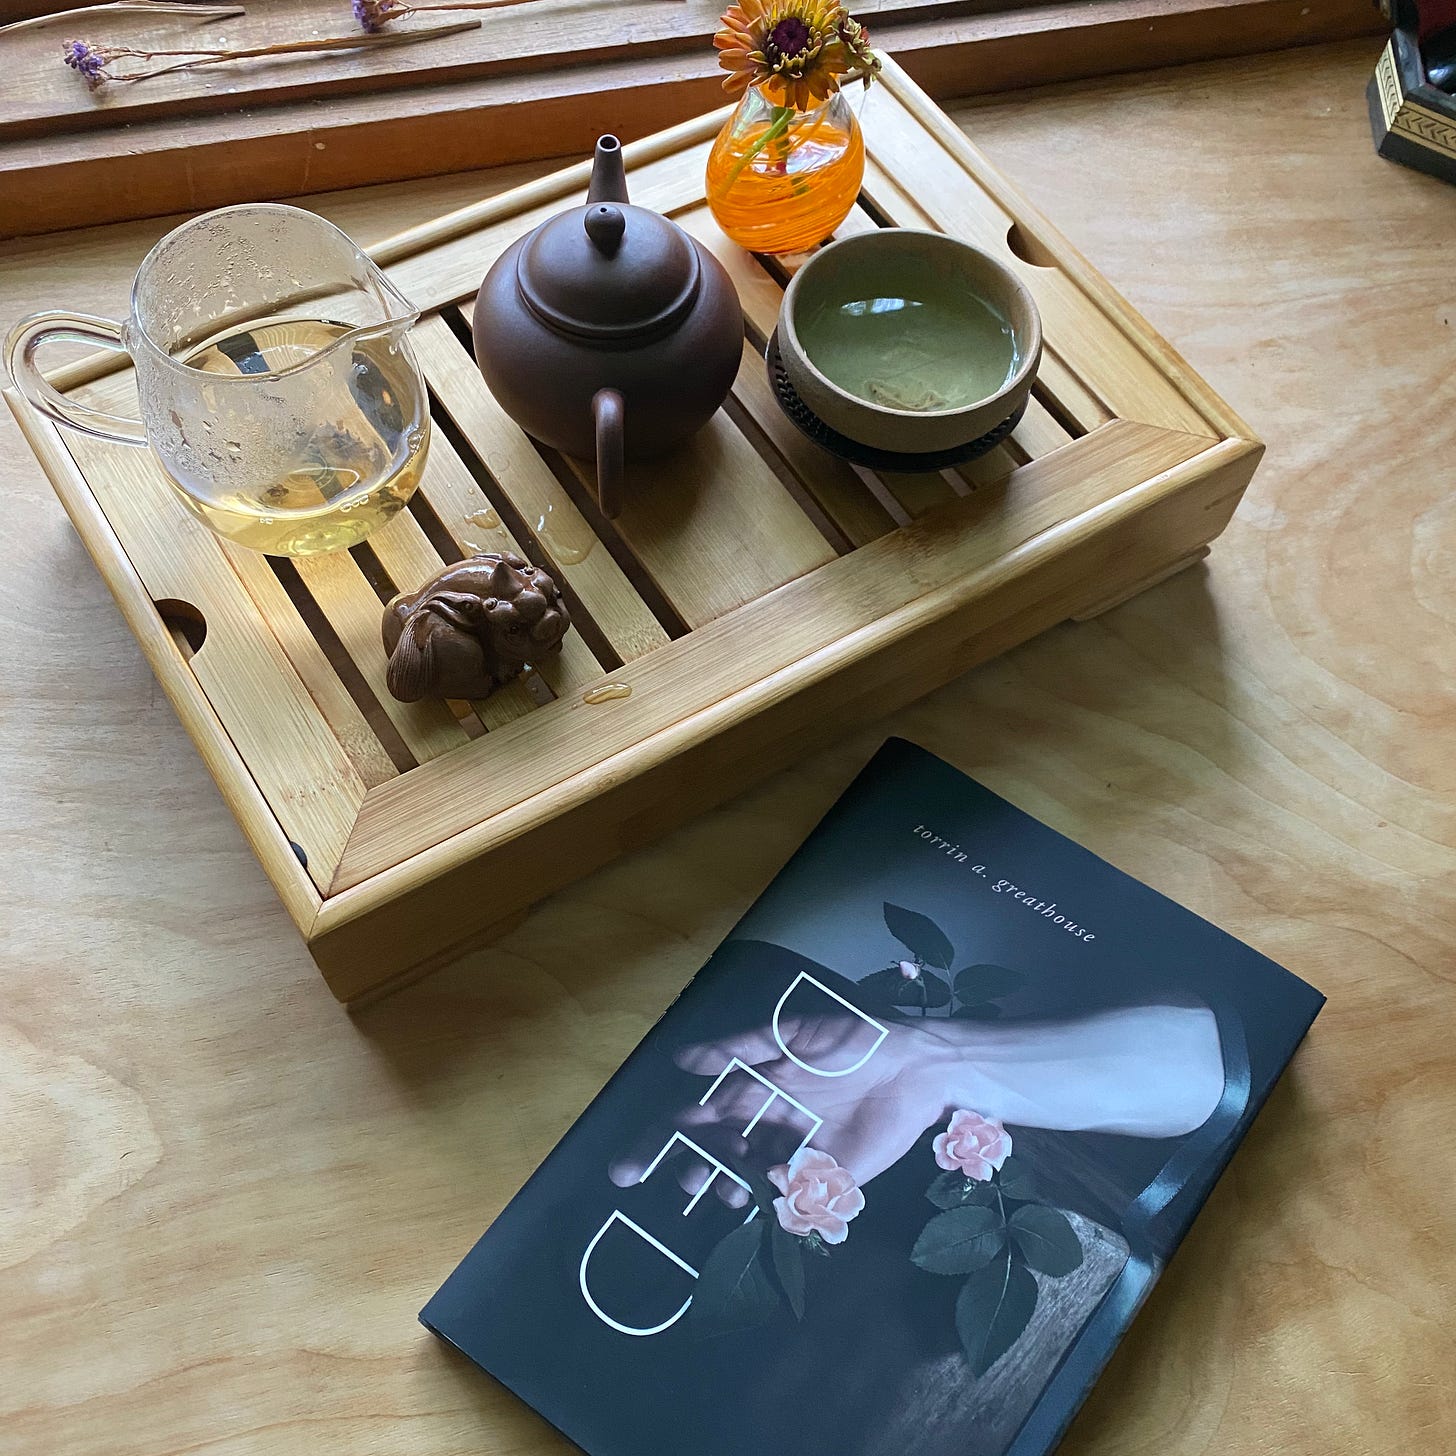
[
  {"left": 705, "top": 85, "right": 865, "bottom": 255},
  {"left": 721, "top": 103, "right": 796, "bottom": 191}
]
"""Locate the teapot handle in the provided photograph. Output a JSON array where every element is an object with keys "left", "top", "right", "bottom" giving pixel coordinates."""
[
  {"left": 593, "top": 387, "right": 625, "bottom": 520},
  {"left": 4, "top": 312, "right": 147, "bottom": 446}
]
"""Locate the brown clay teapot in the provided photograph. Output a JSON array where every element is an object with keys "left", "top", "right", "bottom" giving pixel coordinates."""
[{"left": 472, "top": 135, "right": 743, "bottom": 519}]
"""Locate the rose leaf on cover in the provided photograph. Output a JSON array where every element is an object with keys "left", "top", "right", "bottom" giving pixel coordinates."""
[
  {"left": 769, "top": 1220, "right": 806, "bottom": 1320},
  {"left": 926, "top": 1171, "right": 999, "bottom": 1210},
  {"left": 883, "top": 903, "right": 955, "bottom": 970},
  {"left": 952, "top": 964, "right": 1024, "bottom": 1003},
  {"left": 746, "top": 1167, "right": 780, "bottom": 1218},
  {"left": 1008, "top": 1205, "right": 1083, "bottom": 1277},
  {"left": 956, "top": 1251, "right": 1038, "bottom": 1377},
  {"left": 926, "top": 1170, "right": 971, "bottom": 1209},
  {"left": 910, "top": 1205, "right": 1006, "bottom": 1276},
  {"left": 685, "top": 1219, "right": 779, "bottom": 1338},
  {"left": 995, "top": 1156, "right": 1037, "bottom": 1203},
  {"left": 855, "top": 964, "right": 951, "bottom": 1011},
  {"left": 747, "top": 1163, "right": 809, "bottom": 1311}
]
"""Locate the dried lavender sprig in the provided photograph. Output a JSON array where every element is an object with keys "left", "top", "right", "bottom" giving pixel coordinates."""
[
  {"left": 61, "top": 17, "right": 481, "bottom": 87},
  {"left": 3, "top": 2, "right": 244, "bottom": 38},
  {"left": 63, "top": 37, "right": 109, "bottom": 84}
]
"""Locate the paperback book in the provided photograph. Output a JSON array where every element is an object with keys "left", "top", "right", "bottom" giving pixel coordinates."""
[{"left": 422, "top": 739, "right": 1324, "bottom": 1456}]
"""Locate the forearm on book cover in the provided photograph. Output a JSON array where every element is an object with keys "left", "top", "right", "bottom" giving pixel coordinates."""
[
  {"left": 615, "top": 1003, "right": 1227, "bottom": 1197},
  {"left": 915, "top": 1006, "right": 1225, "bottom": 1139}
]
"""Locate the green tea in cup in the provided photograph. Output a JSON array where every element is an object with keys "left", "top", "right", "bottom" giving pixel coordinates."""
[
  {"left": 778, "top": 229, "right": 1042, "bottom": 456},
  {"left": 798, "top": 283, "right": 1020, "bottom": 414}
]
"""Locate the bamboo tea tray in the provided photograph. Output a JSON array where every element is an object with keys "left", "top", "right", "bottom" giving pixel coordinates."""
[{"left": 7, "top": 57, "right": 1262, "bottom": 1004}]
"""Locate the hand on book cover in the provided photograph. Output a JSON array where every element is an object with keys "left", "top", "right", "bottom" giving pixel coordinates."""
[
  {"left": 609, "top": 1002, "right": 1225, "bottom": 1194},
  {"left": 422, "top": 748, "right": 1325, "bottom": 1452}
]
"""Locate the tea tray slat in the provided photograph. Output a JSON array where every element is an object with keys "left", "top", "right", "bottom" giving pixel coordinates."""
[
  {"left": 727, "top": 335, "right": 892, "bottom": 551},
  {"left": 8, "top": 56, "right": 1262, "bottom": 1002},
  {"left": 559, "top": 408, "right": 838, "bottom": 628},
  {"left": 679, "top": 208, "right": 898, "bottom": 549},
  {"left": 220, "top": 543, "right": 400, "bottom": 791},
  {"left": 57, "top": 425, "right": 367, "bottom": 892},
  {"left": 1021, "top": 395, "right": 1077, "bottom": 452},
  {"left": 410, "top": 316, "right": 672, "bottom": 664},
  {"left": 293, "top": 547, "right": 473, "bottom": 762},
  {"left": 390, "top": 419, "right": 607, "bottom": 712}
]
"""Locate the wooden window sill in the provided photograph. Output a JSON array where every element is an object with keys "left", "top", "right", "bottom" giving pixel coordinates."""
[{"left": 2, "top": 0, "right": 1383, "bottom": 237}]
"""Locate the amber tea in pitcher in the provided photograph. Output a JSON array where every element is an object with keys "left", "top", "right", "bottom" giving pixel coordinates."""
[
  {"left": 174, "top": 316, "right": 428, "bottom": 555},
  {"left": 6, "top": 204, "right": 429, "bottom": 558}
]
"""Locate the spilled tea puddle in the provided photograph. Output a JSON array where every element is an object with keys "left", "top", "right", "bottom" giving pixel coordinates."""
[
  {"left": 537, "top": 502, "right": 596, "bottom": 566},
  {"left": 583, "top": 682, "right": 633, "bottom": 704}
]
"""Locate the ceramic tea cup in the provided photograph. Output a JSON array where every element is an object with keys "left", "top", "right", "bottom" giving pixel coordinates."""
[{"left": 778, "top": 230, "right": 1041, "bottom": 455}]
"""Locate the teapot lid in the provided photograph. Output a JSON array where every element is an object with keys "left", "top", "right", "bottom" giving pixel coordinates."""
[{"left": 517, "top": 201, "right": 701, "bottom": 342}]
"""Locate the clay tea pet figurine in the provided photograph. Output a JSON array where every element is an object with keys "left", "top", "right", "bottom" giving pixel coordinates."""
[{"left": 382, "top": 553, "right": 571, "bottom": 702}]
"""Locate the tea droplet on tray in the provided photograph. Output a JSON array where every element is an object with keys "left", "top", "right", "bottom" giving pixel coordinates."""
[
  {"left": 535, "top": 501, "right": 596, "bottom": 566},
  {"left": 583, "top": 682, "right": 632, "bottom": 704}
]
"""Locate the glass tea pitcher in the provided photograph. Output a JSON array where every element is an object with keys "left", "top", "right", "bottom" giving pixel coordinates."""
[{"left": 5, "top": 204, "right": 430, "bottom": 557}]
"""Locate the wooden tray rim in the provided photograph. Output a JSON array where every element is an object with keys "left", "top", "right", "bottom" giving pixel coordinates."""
[
  {"left": 318, "top": 428, "right": 1255, "bottom": 930},
  {"left": 10, "top": 55, "right": 1262, "bottom": 949}
]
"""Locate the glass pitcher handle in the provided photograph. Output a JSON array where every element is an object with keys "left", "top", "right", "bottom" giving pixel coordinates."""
[{"left": 4, "top": 312, "right": 147, "bottom": 446}]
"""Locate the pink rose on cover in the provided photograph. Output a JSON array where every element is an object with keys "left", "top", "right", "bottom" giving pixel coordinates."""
[
  {"left": 768, "top": 1148, "right": 865, "bottom": 1245},
  {"left": 934, "top": 1109, "right": 1012, "bottom": 1181}
]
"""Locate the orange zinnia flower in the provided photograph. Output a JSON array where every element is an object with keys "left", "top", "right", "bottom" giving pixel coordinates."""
[
  {"left": 714, "top": 0, "right": 876, "bottom": 112},
  {"left": 834, "top": 12, "right": 878, "bottom": 80}
]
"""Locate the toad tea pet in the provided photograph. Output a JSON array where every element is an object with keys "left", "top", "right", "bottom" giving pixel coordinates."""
[{"left": 382, "top": 553, "right": 571, "bottom": 702}]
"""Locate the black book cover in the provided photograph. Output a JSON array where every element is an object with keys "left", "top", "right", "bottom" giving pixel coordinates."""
[{"left": 422, "top": 739, "right": 1324, "bottom": 1456}]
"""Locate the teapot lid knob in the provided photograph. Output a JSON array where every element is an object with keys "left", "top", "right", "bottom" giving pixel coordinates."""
[
  {"left": 516, "top": 196, "right": 701, "bottom": 342},
  {"left": 584, "top": 204, "right": 626, "bottom": 258}
]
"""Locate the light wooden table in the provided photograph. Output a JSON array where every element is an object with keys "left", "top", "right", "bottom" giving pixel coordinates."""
[{"left": 3, "top": 37, "right": 1452, "bottom": 1456}]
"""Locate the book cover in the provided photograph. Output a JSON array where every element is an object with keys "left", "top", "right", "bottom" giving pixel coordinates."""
[{"left": 422, "top": 739, "right": 1324, "bottom": 1456}]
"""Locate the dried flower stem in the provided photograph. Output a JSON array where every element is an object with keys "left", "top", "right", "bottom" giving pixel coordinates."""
[
  {"left": 67, "top": 18, "right": 480, "bottom": 87},
  {"left": 1, "top": 1, "right": 243, "bottom": 37},
  {"left": 353, "top": 0, "right": 684, "bottom": 31},
  {"left": 407, "top": 0, "right": 548, "bottom": 11}
]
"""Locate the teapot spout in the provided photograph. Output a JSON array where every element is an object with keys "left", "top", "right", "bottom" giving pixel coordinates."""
[{"left": 587, "top": 135, "right": 630, "bottom": 206}]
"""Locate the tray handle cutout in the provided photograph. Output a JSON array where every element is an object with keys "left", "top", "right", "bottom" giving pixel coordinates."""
[{"left": 154, "top": 598, "right": 207, "bottom": 660}]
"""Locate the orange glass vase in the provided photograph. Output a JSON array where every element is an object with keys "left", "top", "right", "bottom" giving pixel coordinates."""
[{"left": 705, "top": 85, "right": 865, "bottom": 255}]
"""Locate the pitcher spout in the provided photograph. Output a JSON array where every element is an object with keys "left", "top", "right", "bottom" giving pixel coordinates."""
[
  {"left": 380, "top": 307, "right": 422, "bottom": 345},
  {"left": 587, "top": 135, "right": 630, "bottom": 206},
  {"left": 342, "top": 306, "right": 420, "bottom": 359},
  {"left": 361, "top": 260, "right": 422, "bottom": 339}
]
